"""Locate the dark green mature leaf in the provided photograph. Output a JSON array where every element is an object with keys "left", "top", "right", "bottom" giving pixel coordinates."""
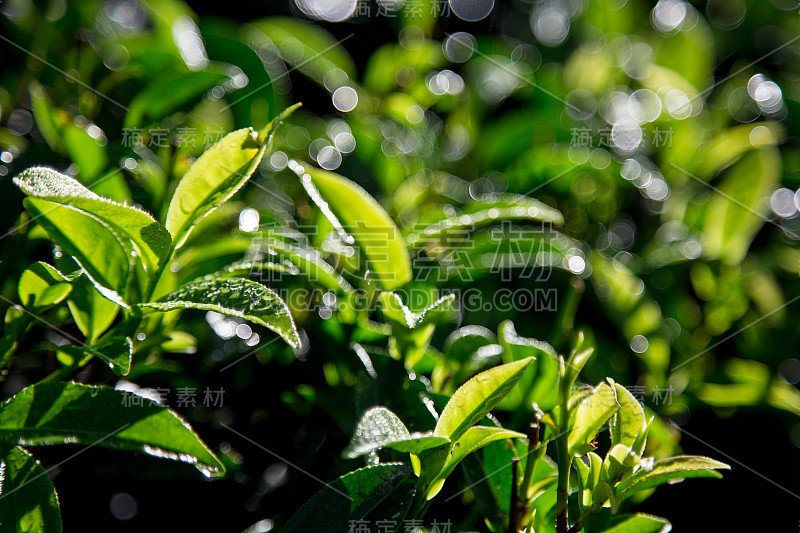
[
  {"left": 15, "top": 167, "right": 171, "bottom": 272},
  {"left": 343, "top": 406, "right": 449, "bottom": 459},
  {"left": 166, "top": 105, "right": 298, "bottom": 249},
  {"left": 0, "top": 443, "right": 62, "bottom": 533},
  {"left": 282, "top": 464, "right": 415, "bottom": 533},
  {"left": 585, "top": 511, "right": 670, "bottom": 533},
  {"left": 293, "top": 163, "right": 412, "bottom": 291},
  {"left": 58, "top": 335, "right": 132, "bottom": 376},
  {"left": 568, "top": 382, "right": 619, "bottom": 456},
  {"left": 435, "top": 357, "right": 534, "bottom": 441},
  {"left": 139, "top": 278, "right": 300, "bottom": 349},
  {"left": 427, "top": 426, "right": 525, "bottom": 499},
  {"left": 24, "top": 198, "right": 129, "bottom": 304},
  {"left": 0, "top": 383, "right": 224, "bottom": 477},
  {"left": 124, "top": 70, "right": 228, "bottom": 129},
  {"left": 17, "top": 262, "right": 76, "bottom": 310},
  {"left": 614, "top": 455, "right": 730, "bottom": 504},
  {"left": 609, "top": 381, "right": 646, "bottom": 449}
]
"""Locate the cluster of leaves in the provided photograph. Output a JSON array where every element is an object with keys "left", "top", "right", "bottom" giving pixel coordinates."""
[
  {"left": 2, "top": 123, "right": 730, "bottom": 531},
  {"left": 1, "top": 0, "right": 799, "bottom": 531}
]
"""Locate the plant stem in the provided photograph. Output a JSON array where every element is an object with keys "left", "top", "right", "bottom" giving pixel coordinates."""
[
  {"left": 519, "top": 419, "right": 541, "bottom": 504},
  {"left": 509, "top": 457, "right": 520, "bottom": 533},
  {"left": 555, "top": 356, "right": 571, "bottom": 533}
]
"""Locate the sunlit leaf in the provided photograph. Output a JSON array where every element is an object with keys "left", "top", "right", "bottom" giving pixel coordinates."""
[
  {"left": 24, "top": 198, "right": 129, "bottom": 305},
  {"left": 343, "top": 406, "right": 449, "bottom": 459},
  {"left": 427, "top": 426, "right": 525, "bottom": 500},
  {"left": 379, "top": 292, "right": 455, "bottom": 329},
  {"left": 609, "top": 380, "right": 646, "bottom": 449},
  {"left": 0, "top": 443, "right": 62, "bottom": 533},
  {"left": 614, "top": 455, "right": 730, "bottom": 504},
  {"left": 568, "top": 382, "right": 619, "bottom": 456},
  {"left": 139, "top": 277, "right": 300, "bottom": 349},
  {"left": 293, "top": 163, "right": 413, "bottom": 290},
  {"left": 17, "top": 262, "right": 76, "bottom": 310},
  {"left": 15, "top": 167, "right": 171, "bottom": 272},
  {"left": 166, "top": 104, "right": 298, "bottom": 250},
  {"left": 0, "top": 382, "right": 225, "bottom": 477},
  {"left": 435, "top": 357, "right": 534, "bottom": 441}
]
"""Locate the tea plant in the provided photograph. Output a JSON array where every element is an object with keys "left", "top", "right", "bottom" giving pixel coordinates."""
[{"left": 0, "top": 105, "right": 304, "bottom": 530}]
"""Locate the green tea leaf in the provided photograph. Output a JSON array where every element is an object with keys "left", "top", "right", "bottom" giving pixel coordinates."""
[
  {"left": 293, "top": 163, "right": 412, "bottom": 291},
  {"left": 0, "top": 443, "right": 62, "bottom": 533},
  {"left": 166, "top": 105, "right": 297, "bottom": 250},
  {"left": 609, "top": 380, "right": 646, "bottom": 449},
  {"left": 614, "top": 455, "right": 730, "bottom": 503},
  {"left": 58, "top": 335, "right": 132, "bottom": 376},
  {"left": 66, "top": 275, "right": 120, "bottom": 342},
  {"left": 427, "top": 426, "right": 525, "bottom": 499},
  {"left": 406, "top": 193, "right": 563, "bottom": 247},
  {"left": 282, "top": 464, "right": 415, "bottom": 533},
  {"left": 15, "top": 167, "right": 171, "bottom": 272},
  {"left": 139, "top": 278, "right": 300, "bottom": 349},
  {"left": 343, "top": 406, "right": 449, "bottom": 459},
  {"left": 435, "top": 357, "right": 534, "bottom": 441},
  {"left": 379, "top": 292, "right": 455, "bottom": 329},
  {"left": 24, "top": 198, "right": 129, "bottom": 304},
  {"left": 0, "top": 382, "right": 225, "bottom": 477},
  {"left": 585, "top": 511, "right": 670, "bottom": 533},
  {"left": 17, "top": 262, "right": 76, "bottom": 310},
  {"left": 568, "top": 382, "right": 619, "bottom": 456},
  {"left": 263, "top": 238, "right": 354, "bottom": 294}
]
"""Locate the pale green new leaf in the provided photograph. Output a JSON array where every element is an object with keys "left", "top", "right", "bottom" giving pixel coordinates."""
[
  {"left": 614, "top": 455, "right": 730, "bottom": 503},
  {"left": 427, "top": 426, "right": 525, "bottom": 499},
  {"left": 586, "top": 512, "right": 671, "bottom": 533},
  {"left": 139, "top": 278, "right": 300, "bottom": 349},
  {"left": 166, "top": 105, "right": 298, "bottom": 250},
  {"left": 343, "top": 407, "right": 449, "bottom": 459},
  {"left": 609, "top": 380, "right": 646, "bottom": 448},
  {"left": 568, "top": 382, "right": 619, "bottom": 456},
  {"left": 15, "top": 167, "right": 171, "bottom": 272},
  {"left": 17, "top": 262, "right": 76, "bottom": 310},
  {"left": 435, "top": 357, "right": 534, "bottom": 441},
  {"left": 24, "top": 198, "right": 129, "bottom": 303}
]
